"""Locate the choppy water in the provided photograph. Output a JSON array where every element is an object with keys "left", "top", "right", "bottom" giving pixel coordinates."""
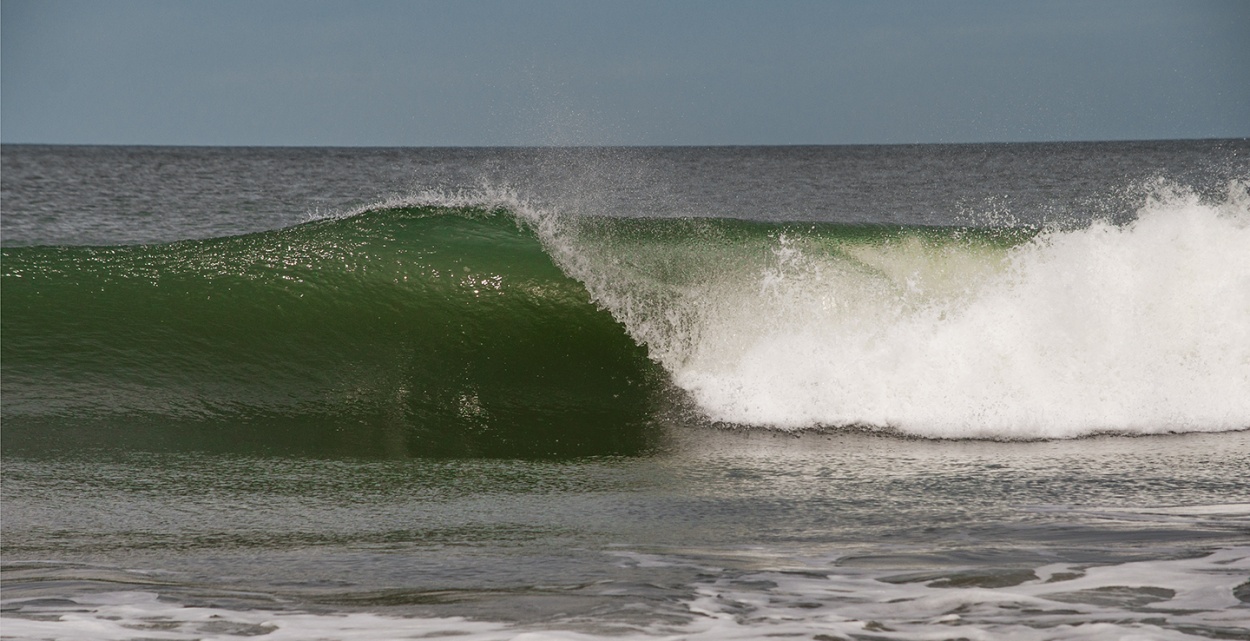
[{"left": 2, "top": 141, "right": 1248, "bottom": 640}]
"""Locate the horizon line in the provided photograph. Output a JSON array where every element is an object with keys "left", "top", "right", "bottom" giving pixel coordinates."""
[{"left": 3, "top": 136, "right": 1246, "bottom": 150}]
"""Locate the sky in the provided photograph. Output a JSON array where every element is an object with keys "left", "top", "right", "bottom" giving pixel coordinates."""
[{"left": 2, "top": 0, "right": 1248, "bottom": 146}]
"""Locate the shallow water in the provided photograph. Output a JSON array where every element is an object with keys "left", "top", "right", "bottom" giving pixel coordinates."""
[{"left": 5, "top": 430, "right": 1249, "bottom": 639}]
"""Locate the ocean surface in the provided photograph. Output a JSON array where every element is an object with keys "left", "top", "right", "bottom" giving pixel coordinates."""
[{"left": 2, "top": 141, "right": 1248, "bottom": 640}]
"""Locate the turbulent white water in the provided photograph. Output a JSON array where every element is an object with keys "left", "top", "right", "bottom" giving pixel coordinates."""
[{"left": 558, "top": 181, "right": 1250, "bottom": 439}]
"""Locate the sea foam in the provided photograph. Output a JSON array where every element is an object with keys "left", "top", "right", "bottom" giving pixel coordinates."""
[
  {"left": 679, "top": 183, "right": 1250, "bottom": 437},
  {"left": 658, "top": 182, "right": 1250, "bottom": 438},
  {"left": 5, "top": 544, "right": 1246, "bottom": 640}
]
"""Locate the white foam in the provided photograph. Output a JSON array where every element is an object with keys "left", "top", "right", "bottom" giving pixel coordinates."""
[
  {"left": 648, "top": 181, "right": 1250, "bottom": 438},
  {"left": 0, "top": 592, "right": 513, "bottom": 640},
  {"left": 697, "top": 545, "right": 1250, "bottom": 640}
]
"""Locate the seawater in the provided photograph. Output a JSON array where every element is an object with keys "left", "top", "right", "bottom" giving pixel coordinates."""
[{"left": 2, "top": 142, "right": 1249, "bottom": 640}]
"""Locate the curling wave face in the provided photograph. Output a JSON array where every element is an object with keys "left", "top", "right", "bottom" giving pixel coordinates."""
[{"left": 0, "top": 207, "right": 666, "bottom": 457}]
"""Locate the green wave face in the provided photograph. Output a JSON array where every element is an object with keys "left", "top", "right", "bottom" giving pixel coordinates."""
[{"left": 1, "top": 207, "right": 667, "bottom": 458}]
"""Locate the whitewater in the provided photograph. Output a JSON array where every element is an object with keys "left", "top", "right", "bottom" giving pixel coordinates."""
[{"left": 662, "top": 183, "right": 1250, "bottom": 436}]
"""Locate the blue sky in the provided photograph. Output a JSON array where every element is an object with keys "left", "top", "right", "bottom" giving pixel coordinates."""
[{"left": 2, "top": 0, "right": 1247, "bottom": 146}]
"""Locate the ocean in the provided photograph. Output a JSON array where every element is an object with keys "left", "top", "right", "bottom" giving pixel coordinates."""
[{"left": 2, "top": 141, "right": 1248, "bottom": 640}]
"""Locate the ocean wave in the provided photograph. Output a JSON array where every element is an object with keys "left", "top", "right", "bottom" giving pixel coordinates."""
[{"left": 2, "top": 180, "right": 1247, "bottom": 453}]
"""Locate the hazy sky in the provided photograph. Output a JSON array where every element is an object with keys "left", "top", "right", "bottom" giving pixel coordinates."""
[{"left": 2, "top": 0, "right": 1247, "bottom": 146}]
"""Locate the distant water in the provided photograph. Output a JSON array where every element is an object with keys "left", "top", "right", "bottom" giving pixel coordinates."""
[{"left": 3, "top": 142, "right": 1249, "bottom": 640}]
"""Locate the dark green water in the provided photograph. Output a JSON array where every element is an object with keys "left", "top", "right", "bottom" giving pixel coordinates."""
[{"left": 2, "top": 207, "right": 667, "bottom": 458}]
